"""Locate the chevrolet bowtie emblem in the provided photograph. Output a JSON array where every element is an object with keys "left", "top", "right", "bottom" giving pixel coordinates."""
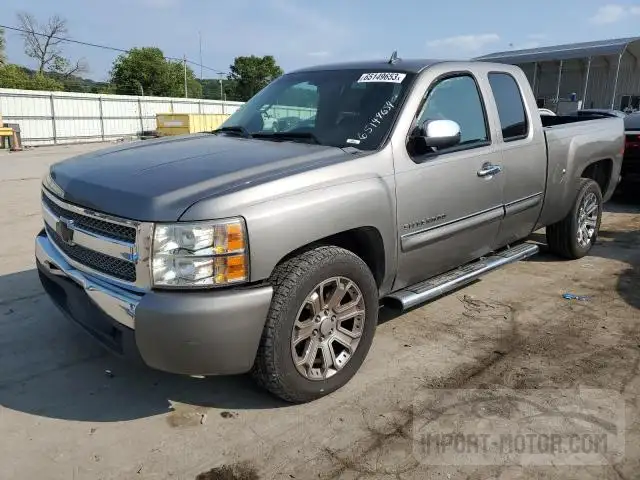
[{"left": 56, "top": 217, "right": 75, "bottom": 245}]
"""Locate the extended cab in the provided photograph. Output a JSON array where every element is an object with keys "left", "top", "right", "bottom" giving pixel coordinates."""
[{"left": 36, "top": 58, "right": 624, "bottom": 402}]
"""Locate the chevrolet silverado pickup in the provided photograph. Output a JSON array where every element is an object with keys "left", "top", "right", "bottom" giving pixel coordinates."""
[{"left": 36, "top": 58, "right": 624, "bottom": 402}]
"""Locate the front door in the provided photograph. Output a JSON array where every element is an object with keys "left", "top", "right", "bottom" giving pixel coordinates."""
[{"left": 392, "top": 72, "right": 505, "bottom": 290}]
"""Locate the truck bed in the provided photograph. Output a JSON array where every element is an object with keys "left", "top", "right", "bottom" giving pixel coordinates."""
[
  {"left": 536, "top": 114, "right": 625, "bottom": 228},
  {"left": 540, "top": 113, "right": 612, "bottom": 128}
]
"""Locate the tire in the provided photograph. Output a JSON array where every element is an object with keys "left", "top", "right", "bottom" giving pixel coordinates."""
[
  {"left": 546, "top": 178, "right": 603, "bottom": 259},
  {"left": 252, "top": 246, "right": 379, "bottom": 403}
]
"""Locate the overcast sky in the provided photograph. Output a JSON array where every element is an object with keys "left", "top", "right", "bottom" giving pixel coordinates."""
[{"left": 3, "top": 0, "right": 640, "bottom": 81}]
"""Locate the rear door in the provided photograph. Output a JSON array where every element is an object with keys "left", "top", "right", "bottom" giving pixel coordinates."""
[
  {"left": 485, "top": 71, "right": 547, "bottom": 246},
  {"left": 392, "top": 70, "right": 505, "bottom": 290}
]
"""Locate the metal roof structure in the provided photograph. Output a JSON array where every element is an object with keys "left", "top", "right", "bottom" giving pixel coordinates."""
[{"left": 474, "top": 36, "right": 640, "bottom": 64}]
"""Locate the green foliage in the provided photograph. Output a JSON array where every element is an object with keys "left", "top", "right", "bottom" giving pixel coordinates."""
[
  {"left": 0, "top": 64, "right": 106, "bottom": 93},
  {"left": 110, "top": 47, "right": 201, "bottom": 97},
  {"left": 0, "top": 28, "right": 6, "bottom": 66},
  {"left": 93, "top": 84, "right": 117, "bottom": 94},
  {"left": 227, "top": 55, "right": 283, "bottom": 101},
  {"left": 198, "top": 78, "right": 237, "bottom": 100},
  {"left": 0, "top": 64, "right": 64, "bottom": 91},
  {"left": 1, "top": 29, "right": 282, "bottom": 101},
  {"left": 110, "top": 47, "right": 168, "bottom": 95},
  {"left": 31, "top": 72, "right": 66, "bottom": 91},
  {"left": 39, "top": 70, "right": 104, "bottom": 93},
  {"left": 167, "top": 60, "right": 202, "bottom": 98}
]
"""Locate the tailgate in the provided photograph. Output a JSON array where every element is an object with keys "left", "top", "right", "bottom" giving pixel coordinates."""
[{"left": 623, "top": 132, "right": 640, "bottom": 176}]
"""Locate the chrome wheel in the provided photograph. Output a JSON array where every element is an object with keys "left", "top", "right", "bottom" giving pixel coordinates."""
[
  {"left": 291, "top": 276, "right": 366, "bottom": 380},
  {"left": 577, "top": 192, "right": 599, "bottom": 248}
]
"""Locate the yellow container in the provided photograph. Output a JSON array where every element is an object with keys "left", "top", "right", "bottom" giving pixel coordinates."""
[{"left": 156, "top": 113, "right": 230, "bottom": 136}]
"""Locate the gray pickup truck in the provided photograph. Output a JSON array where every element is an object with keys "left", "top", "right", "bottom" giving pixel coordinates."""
[{"left": 36, "top": 58, "right": 624, "bottom": 402}]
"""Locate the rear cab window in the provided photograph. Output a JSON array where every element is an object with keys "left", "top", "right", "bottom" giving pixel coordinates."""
[{"left": 487, "top": 72, "right": 529, "bottom": 142}]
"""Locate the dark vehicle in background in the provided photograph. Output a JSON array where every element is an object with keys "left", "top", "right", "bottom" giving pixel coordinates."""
[{"left": 621, "top": 112, "right": 640, "bottom": 190}]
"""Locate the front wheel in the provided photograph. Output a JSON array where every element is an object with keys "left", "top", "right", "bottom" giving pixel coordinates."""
[
  {"left": 547, "top": 178, "right": 603, "bottom": 259},
  {"left": 252, "top": 246, "right": 378, "bottom": 403}
]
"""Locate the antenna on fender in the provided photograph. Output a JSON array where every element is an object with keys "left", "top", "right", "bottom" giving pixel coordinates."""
[{"left": 388, "top": 50, "right": 399, "bottom": 64}]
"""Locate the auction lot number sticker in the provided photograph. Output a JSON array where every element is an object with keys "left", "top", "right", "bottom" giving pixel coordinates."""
[{"left": 357, "top": 72, "right": 406, "bottom": 83}]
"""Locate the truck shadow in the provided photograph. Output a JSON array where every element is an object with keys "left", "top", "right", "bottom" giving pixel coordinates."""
[
  {"left": 0, "top": 269, "right": 288, "bottom": 423},
  {"left": 526, "top": 198, "right": 640, "bottom": 311}
]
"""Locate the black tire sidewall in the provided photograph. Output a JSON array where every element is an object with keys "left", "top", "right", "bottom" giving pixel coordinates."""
[
  {"left": 568, "top": 180, "right": 603, "bottom": 257},
  {"left": 271, "top": 250, "right": 378, "bottom": 400}
]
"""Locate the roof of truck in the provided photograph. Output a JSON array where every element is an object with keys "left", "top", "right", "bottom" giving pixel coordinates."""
[{"left": 289, "top": 58, "right": 445, "bottom": 74}]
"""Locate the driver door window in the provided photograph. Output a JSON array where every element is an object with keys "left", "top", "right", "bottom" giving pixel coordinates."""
[
  {"left": 263, "top": 82, "right": 319, "bottom": 132},
  {"left": 413, "top": 75, "right": 489, "bottom": 156}
]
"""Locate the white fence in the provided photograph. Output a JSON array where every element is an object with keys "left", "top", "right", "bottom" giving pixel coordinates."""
[
  {"left": 0, "top": 88, "right": 320, "bottom": 147},
  {"left": 0, "top": 88, "right": 245, "bottom": 146}
]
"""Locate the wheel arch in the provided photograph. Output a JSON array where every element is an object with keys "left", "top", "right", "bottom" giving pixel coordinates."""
[
  {"left": 581, "top": 158, "right": 613, "bottom": 196},
  {"left": 273, "top": 226, "right": 387, "bottom": 290}
]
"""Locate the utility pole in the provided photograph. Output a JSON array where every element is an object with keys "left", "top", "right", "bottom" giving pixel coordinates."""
[
  {"left": 198, "top": 32, "right": 203, "bottom": 81},
  {"left": 219, "top": 78, "right": 223, "bottom": 101},
  {"left": 183, "top": 55, "right": 188, "bottom": 98}
]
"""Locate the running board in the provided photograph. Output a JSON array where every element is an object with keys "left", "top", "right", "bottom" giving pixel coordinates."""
[{"left": 386, "top": 242, "right": 539, "bottom": 311}]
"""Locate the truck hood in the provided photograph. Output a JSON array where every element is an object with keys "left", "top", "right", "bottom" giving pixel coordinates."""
[{"left": 47, "top": 134, "right": 351, "bottom": 221}]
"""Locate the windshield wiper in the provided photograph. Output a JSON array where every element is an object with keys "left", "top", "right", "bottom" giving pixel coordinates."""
[
  {"left": 212, "top": 126, "right": 252, "bottom": 138},
  {"left": 252, "top": 132, "right": 321, "bottom": 145}
]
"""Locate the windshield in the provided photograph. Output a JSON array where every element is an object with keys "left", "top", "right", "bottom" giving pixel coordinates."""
[{"left": 219, "top": 69, "right": 416, "bottom": 150}]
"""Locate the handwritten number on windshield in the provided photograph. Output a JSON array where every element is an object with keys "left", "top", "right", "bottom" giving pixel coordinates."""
[{"left": 357, "top": 100, "right": 396, "bottom": 141}]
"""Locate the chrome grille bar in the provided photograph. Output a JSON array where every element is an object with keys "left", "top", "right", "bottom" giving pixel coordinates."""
[{"left": 41, "top": 187, "right": 153, "bottom": 292}]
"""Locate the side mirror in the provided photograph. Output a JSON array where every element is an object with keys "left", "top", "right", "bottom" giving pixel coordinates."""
[{"left": 413, "top": 119, "right": 461, "bottom": 149}]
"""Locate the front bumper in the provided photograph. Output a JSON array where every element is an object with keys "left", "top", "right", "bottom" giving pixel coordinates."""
[{"left": 35, "top": 230, "right": 273, "bottom": 375}]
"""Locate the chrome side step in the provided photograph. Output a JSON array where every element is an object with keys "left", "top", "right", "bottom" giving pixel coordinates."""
[{"left": 386, "top": 242, "right": 539, "bottom": 310}]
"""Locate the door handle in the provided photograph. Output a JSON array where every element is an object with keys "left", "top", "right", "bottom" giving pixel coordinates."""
[{"left": 477, "top": 163, "right": 503, "bottom": 178}]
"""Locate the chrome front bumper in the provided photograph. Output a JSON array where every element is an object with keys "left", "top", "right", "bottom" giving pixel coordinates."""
[
  {"left": 36, "top": 232, "right": 141, "bottom": 329},
  {"left": 36, "top": 229, "right": 275, "bottom": 375}
]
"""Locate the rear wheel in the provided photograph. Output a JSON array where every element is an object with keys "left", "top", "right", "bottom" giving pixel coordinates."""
[
  {"left": 252, "top": 246, "right": 378, "bottom": 403},
  {"left": 547, "top": 178, "right": 603, "bottom": 259}
]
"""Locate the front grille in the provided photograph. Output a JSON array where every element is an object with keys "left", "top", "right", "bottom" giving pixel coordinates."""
[
  {"left": 42, "top": 193, "right": 136, "bottom": 243},
  {"left": 46, "top": 225, "right": 137, "bottom": 282}
]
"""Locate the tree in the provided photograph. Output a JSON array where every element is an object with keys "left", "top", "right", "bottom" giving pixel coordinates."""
[
  {"left": 109, "top": 47, "right": 201, "bottom": 98},
  {"left": 227, "top": 55, "right": 283, "bottom": 101},
  {"left": 110, "top": 47, "right": 171, "bottom": 96},
  {"left": 167, "top": 60, "right": 202, "bottom": 98},
  {"left": 30, "top": 72, "right": 66, "bottom": 91},
  {"left": 17, "top": 12, "right": 87, "bottom": 76},
  {"left": 0, "top": 28, "right": 6, "bottom": 66},
  {"left": 0, "top": 64, "right": 64, "bottom": 91}
]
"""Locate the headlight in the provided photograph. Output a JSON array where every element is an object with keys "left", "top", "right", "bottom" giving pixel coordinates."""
[{"left": 151, "top": 218, "right": 248, "bottom": 288}]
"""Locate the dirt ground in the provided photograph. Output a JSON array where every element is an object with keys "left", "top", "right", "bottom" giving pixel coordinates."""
[{"left": 0, "top": 143, "right": 638, "bottom": 480}]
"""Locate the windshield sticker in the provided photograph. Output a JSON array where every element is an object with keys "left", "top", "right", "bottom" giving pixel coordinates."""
[
  {"left": 356, "top": 100, "right": 395, "bottom": 140},
  {"left": 346, "top": 138, "right": 361, "bottom": 145},
  {"left": 357, "top": 72, "right": 406, "bottom": 83}
]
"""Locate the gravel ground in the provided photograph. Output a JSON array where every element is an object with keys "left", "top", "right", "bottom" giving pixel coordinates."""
[{"left": 0, "top": 143, "right": 638, "bottom": 480}]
